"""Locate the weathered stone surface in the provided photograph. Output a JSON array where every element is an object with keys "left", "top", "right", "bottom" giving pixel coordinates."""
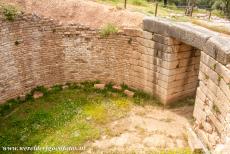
[
  {"left": 202, "top": 121, "right": 213, "bottom": 134},
  {"left": 143, "top": 17, "right": 230, "bottom": 65},
  {"left": 187, "top": 127, "right": 206, "bottom": 153},
  {"left": 33, "top": 91, "right": 44, "bottom": 99},
  {"left": 112, "top": 85, "right": 122, "bottom": 91},
  {"left": 19, "top": 94, "right": 26, "bottom": 102},
  {"left": 62, "top": 85, "right": 69, "bottom": 89},
  {"left": 94, "top": 84, "right": 105, "bottom": 89},
  {"left": 124, "top": 90, "right": 135, "bottom": 97}
]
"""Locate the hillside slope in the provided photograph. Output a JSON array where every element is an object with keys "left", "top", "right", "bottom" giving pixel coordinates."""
[{"left": 2, "top": 0, "right": 144, "bottom": 28}]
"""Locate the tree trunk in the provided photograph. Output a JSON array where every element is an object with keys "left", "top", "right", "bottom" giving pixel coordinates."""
[
  {"left": 164, "top": 0, "right": 168, "bottom": 7},
  {"left": 185, "top": 0, "right": 196, "bottom": 16}
]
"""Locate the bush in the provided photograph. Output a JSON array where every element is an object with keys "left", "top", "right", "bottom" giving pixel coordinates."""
[
  {"left": 100, "top": 23, "right": 119, "bottom": 38},
  {"left": 2, "top": 5, "right": 18, "bottom": 21}
]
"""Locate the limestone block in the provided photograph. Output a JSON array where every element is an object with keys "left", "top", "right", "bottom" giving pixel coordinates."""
[
  {"left": 33, "top": 91, "right": 44, "bottom": 99},
  {"left": 112, "top": 85, "right": 122, "bottom": 91},
  {"left": 142, "top": 31, "right": 153, "bottom": 40},
  {"left": 204, "top": 36, "right": 230, "bottom": 65},
  {"left": 196, "top": 128, "right": 213, "bottom": 149},
  {"left": 123, "top": 28, "right": 143, "bottom": 37},
  {"left": 193, "top": 97, "right": 206, "bottom": 122},
  {"left": 94, "top": 84, "right": 105, "bottom": 89},
  {"left": 219, "top": 79, "right": 230, "bottom": 101},
  {"left": 153, "top": 33, "right": 181, "bottom": 45},
  {"left": 187, "top": 127, "right": 205, "bottom": 153},
  {"left": 215, "top": 87, "right": 230, "bottom": 116},
  {"left": 124, "top": 90, "right": 135, "bottom": 97},
  {"left": 202, "top": 121, "right": 213, "bottom": 134},
  {"left": 209, "top": 114, "right": 224, "bottom": 134},
  {"left": 19, "top": 94, "right": 26, "bottom": 102},
  {"left": 196, "top": 87, "right": 206, "bottom": 103},
  {"left": 136, "top": 37, "right": 154, "bottom": 48},
  {"left": 215, "top": 63, "right": 230, "bottom": 84}
]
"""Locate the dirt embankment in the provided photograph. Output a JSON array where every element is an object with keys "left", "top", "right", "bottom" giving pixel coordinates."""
[{"left": 2, "top": 0, "right": 144, "bottom": 29}]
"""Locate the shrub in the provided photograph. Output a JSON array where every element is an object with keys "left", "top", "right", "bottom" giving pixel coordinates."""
[
  {"left": 2, "top": 5, "right": 18, "bottom": 21},
  {"left": 100, "top": 23, "right": 118, "bottom": 38}
]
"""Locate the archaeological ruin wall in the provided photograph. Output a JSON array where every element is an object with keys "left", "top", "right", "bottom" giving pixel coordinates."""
[
  {"left": 0, "top": 13, "right": 230, "bottom": 152},
  {"left": 143, "top": 17, "right": 230, "bottom": 152}
]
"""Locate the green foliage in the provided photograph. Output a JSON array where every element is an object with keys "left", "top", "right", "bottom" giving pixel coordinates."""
[
  {"left": 100, "top": 23, "right": 118, "bottom": 38},
  {"left": 1, "top": 5, "right": 18, "bottom": 21},
  {"left": 50, "top": 84, "right": 63, "bottom": 93},
  {"left": 0, "top": 98, "right": 22, "bottom": 116},
  {"left": 0, "top": 81, "right": 164, "bottom": 150},
  {"left": 32, "top": 86, "right": 48, "bottom": 95},
  {"left": 212, "top": 104, "right": 221, "bottom": 114},
  {"left": 0, "top": 82, "right": 131, "bottom": 148},
  {"left": 131, "top": 0, "right": 148, "bottom": 6}
]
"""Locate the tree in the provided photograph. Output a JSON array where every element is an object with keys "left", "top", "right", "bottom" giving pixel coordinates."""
[
  {"left": 164, "top": 0, "right": 168, "bottom": 7},
  {"left": 185, "top": 0, "right": 196, "bottom": 16},
  {"left": 212, "top": 0, "right": 230, "bottom": 16}
]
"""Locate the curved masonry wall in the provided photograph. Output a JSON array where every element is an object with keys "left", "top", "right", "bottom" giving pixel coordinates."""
[
  {"left": 144, "top": 17, "right": 230, "bottom": 152},
  {"left": 0, "top": 14, "right": 132, "bottom": 102},
  {"left": 0, "top": 13, "right": 230, "bottom": 152}
]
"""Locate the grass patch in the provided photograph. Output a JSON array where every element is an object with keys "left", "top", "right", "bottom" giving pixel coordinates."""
[
  {"left": 191, "top": 19, "right": 230, "bottom": 35},
  {"left": 97, "top": 0, "right": 225, "bottom": 23},
  {"left": 150, "top": 147, "right": 192, "bottom": 154},
  {"left": 0, "top": 4, "right": 18, "bottom": 21},
  {"left": 100, "top": 23, "right": 119, "bottom": 38},
  {"left": 131, "top": 0, "right": 148, "bottom": 6},
  {"left": 166, "top": 97, "right": 195, "bottom": 109},
  {"left": 0, "top": 81, "right": 160, "bottom": 153}
]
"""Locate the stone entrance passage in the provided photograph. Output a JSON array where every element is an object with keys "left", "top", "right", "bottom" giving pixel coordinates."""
[
  {"left": 143, "top": 17, "right": 230, "bottom": 152},
  {"left": 151, "top": 34, "right": 201, "bottom": 103}
]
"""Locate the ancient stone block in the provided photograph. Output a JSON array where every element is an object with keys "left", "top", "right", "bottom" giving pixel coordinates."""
[
  {"left": 112, "top": 85, "right": 122, "bottom": 91},
  {"left": 94, "top": 84, "right": 105, "bottom": 89},
  {"left": 33, "top": 91, "right": 44, "bottom": 99},
  {"left": 124, "top": 90, "right": 134, "bottom": 97}
]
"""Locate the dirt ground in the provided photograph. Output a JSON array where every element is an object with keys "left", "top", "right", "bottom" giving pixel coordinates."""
[
  {"left": 84, "top": 105, "right": 194, "bottom": 153},
  {"left": 1, "top": 0, "right": 144, "bottom": 28}
]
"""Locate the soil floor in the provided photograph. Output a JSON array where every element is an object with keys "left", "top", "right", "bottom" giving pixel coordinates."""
[{"left": 84, "top": 105, "right": 194, "bottom": 153}]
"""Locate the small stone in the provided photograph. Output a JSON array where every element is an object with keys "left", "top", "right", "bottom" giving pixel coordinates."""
[
  {"left": 73, "top": 131, "right": 80, "bottom": 137},
  {"left": 19, "top": 94, "right": 26, "bottom": 102},
  {"left": 202, "top": 122, "right": 213, "bottom": 134},
  {"left": 86, "top": 117, "right": 92, "bottom": 121},
  {"left": 94, "top": 84, "right": 105, "bottom": 89},
  {"left": 33, "top": 91, "right": 44, "bottom": 99},
  {"left": 62, "top": 85, "right": 68, "bottom": 89},
  {"left": 208, "top": 134, "right": 217, "bottom": 146},
  {"left": 124, "top": 90, "right": 135, "bottom": 97},
  {"left": 112, "top": 85, "right": 122, "bottom": 91}
]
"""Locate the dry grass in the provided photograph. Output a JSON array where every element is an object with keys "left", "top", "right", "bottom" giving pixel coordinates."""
[{"left": 191, "top": 19, "right": 230, "bottom": 35}]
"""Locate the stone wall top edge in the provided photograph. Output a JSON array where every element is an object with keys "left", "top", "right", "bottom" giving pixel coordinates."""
[
  {"left": 0, "top": 12, "right": 96, "bottom": 31},
  {"left": 143, "top": 17, "right": 230, "bottom": 65}
]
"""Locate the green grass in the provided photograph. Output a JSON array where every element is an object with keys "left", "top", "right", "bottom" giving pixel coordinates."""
[
  {"left": 191, "top": 19, "right": 230, "bottom": 35},
  {"left": 166, "top": 96, "right": 195, "bottom": 109},
  {"left": 0, "top": 81, "right": 160, "bottom": 153},
  {"left": 0, "top": 3, "right": 19, "bottom": 21},
  {"left": 97, "top": 0, "right": 224, "bottom": 22},
  {"left": 99, "top": 23, "right": 119, "bottom": 38}
]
